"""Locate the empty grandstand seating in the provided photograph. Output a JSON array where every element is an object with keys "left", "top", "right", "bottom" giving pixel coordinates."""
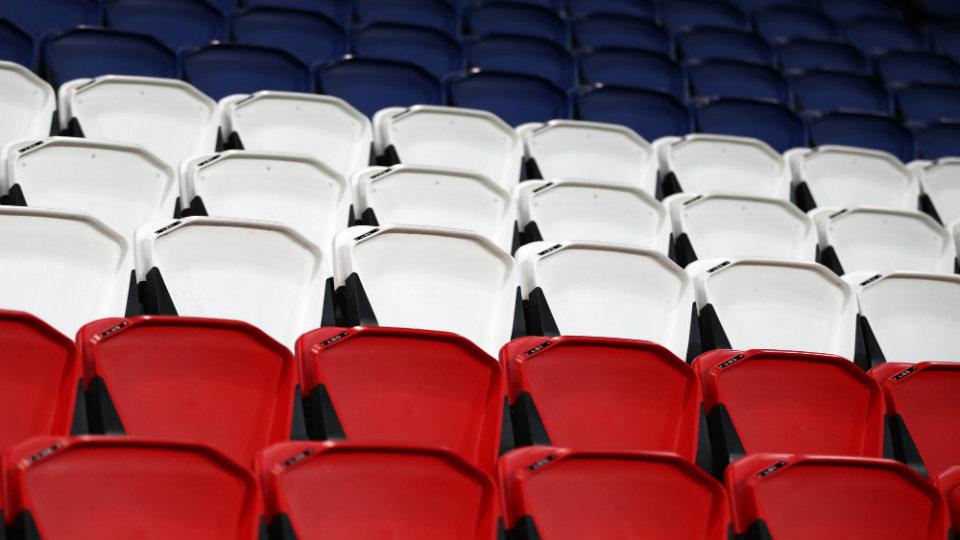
[
  {"left": 576, "top": 85, "right": 693, "bottom": 140},
  {"left": 677, "top": 27, "right": 773, "bottom": 65},
  {"left": 0, "top": 60, "right": 55, "bottom": 150},
  {"left": 42, "top": 27, "right": 178, "bottom": 89},
  {"left": 897, "top": 83, "right": 960, "bottom": 125},
  {"left": 4, "top": 0, "right": 100, "bottom": 40},
  {"left": 571, "top": 14, "right": 669, "bottom": 54},
  {"left": 577, "top": 48, "right": 684, "bottom": 97},
  {"left": 104, "top": 0, "right": 227, "bottom": 53},
  {"left": 466, "top": 2, "right": 568, "bottom": 45},
  {"left": 687, "top": 60, "right": 790, "bottom": 105},
  {"left": 912, "top": 157, "right": 960, "bottom": 225},
  {"left": 317, "top": 57, "right": 445, "bottom": 118},
  {"left": 754, "top": 6, "right": 839, "bottom": 43},
  {"left": 790, "top": 70, "right": 891, "bottom": 115},
  {"left": 875, "top": 51, "right": 960, "bottom": 88},
  {"left": 914, "top": 121, "right": 960, "bottom": 159},
  {"left": 232, "top": 6, "right": 347, "bottom": 68},
  {"left": 695, "top": 98, "right": 806, "bottom": 153},
  {"left": 466, "top": 34, "right": 575, "bottom": 89},
  {"left": 182, "top": 43, "right": 310, "bottom": 101},
  {"left": 844, "top": 17, "right": 925, "bottom": 56},
  {"left": 660, "top": 0, "right": 747, "bottom": 33},
  {"left": 355, "top": 0, "right": 459, "bottom": 38},
  {"left": 0, "top": 18, "right": 33, "bottom": 68},
  {"left": 776, "top": 38, "right": 868, "bottom": 74},
  {"left": 448, "top": 70, "right": 569, "bottom": 127},
  {"left": 566, "top": 0, "right": 655, "bottom": 18},
  {"left": 936, "top": 466, "right": 960, "bottom": 532},
  {"left": 353, "top": 22, "right": 462, "bottom": 80},
  {"left": 822, "top": 0, "right": 900, "bottom": 22},
  {"left": 807, "top": 111, "right": 915, "bottom": 163}
]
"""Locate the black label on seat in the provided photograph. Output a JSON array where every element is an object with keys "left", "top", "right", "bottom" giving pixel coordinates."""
[
  {"left": 682, "top": 195, "right": 704, "bottom": 206},
  {"left": 537, "top": 244, "right": 562, "bottom": 257},
  {"left": 892, "top": 365, "right": 918, "bottom": 381},
  {"left": 353, "top": 228, "right": 380, "bottom": 241},
  {"left": 829, "top": 209, "right": 848, "bottom": 219},
  {"left": 27, "top": 442, "right": 63, "bottom": 465},
  {"left": 196, "top": 155, "right": 222, "bottom": 168},
  {"left": 756, "top": 460, "right": 788, "bottom": 478},
  {"left": 320, "top": 331, "right": 350, "bottom": 347},
  {"left": 718, "top": 353, "right": 744, "bottom": 369},
  {"left": 708, "top": 261, "right": 731, "bottom": 273},
  {"left": 527, "top": 453, "right": 557, "bottom": 471},
  {"left": 860, "top": 274, "right": 883, "bottom": 287},
  {"left": 524, "top": 341, "right": 552, "bottom": 356},
  {"left": 370, "top": 168, "right": 393, "bottom": 179},
  {"left": 532, "top": 182, "right": 554, "bottom": 193},
  {"left": 17, "top": 141, "right": 44, "bottom": 153},
  {"left": 280, "top": 448, "right": 315, "bottom": 469},
  {"left": 96, "top": 321, "right": 129, "bottom": 339},
  {"left": 154, "top": 221, "right": 182, "bottom": 236}
]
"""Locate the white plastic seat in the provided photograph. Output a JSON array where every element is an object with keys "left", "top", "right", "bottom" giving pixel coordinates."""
[
  {"left": 0, "top": 60, "right": 55, "bottom": 153},
  {"left": 61, "top": 76, "right": 219, "bottom": 169},
  {"left": 515, "top": 241, "right": 696, "bottom": 360},
  {"left": 910, "top": 158, "right": 960, "bottom": 228},
  {"left": 666, "top": 193, "right": 817, "bottom": 266},
  {"left": 789, "top": 145, "right": 919, "bottom": 210},
  {"left": 812, "top": 207, "right": 955, "bottom": 275},
  {"left": 374, "top": 105, "right": 523, "bottom": 191},
  {"left": 134, "top": 217, "right": 328, "bottom": 349},
  {"left": 0, "top": 207, "right": 129, "bottom": 336},
  {"left": 655, "top": 134, "right": 791, "bottom": 200},
  {"left": 516, "top": 180, "right": 670, "bottom": 252},
  {"left": 333, "top": 225, "right": 519, "bottom": 356},
  {"left": 516, "top": 120, "right": 659, "bottom": 195},
  {"left": 688, "top": 258, "right": 858, "bottom": 358},
  {"left": 354, "top": 165, "right": 516, "bottom": 253},
  {"left": 221, "top": 91, "right": 372, "bottom": 181}
]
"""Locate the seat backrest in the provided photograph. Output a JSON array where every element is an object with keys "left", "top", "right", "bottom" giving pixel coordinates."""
[
  {"left": 776, "top": 38, "right": 867, "bottom": 75},
  {"left": 104, "top": 0, "right": 227, "bottom": 52},
  {"left": 912, "top": 157, "right": 960, "bottom": 225},
  {"left": 466, "top": 2, "right": 569, "bottom": 45},
  {"left": 232, "top": 6, "right": 348, "bottom": 68},
  {"left": 660, "top": 0, "right": 747, "bottom": 33},
  {"left": 897, "top": 83, "right": 960, "bottom": 125},
  {"left": 918, "top": 121, "right": 960, "bottom": 160},
  {"left": 243, "top": 0, "right": 351, "bottom": 27},
  {"left": 677, "top": 28, "right": 772, "bottom": 65},
  {"left": 688, "top": 60, "right": 789, "bottom": 104},
  {"left": 845, "top": 17, "right": 924, "bottom": 56},
  {"left": 3, "top": 0, "right": 101, "bottom": 39},
  {"left": 572, "top": 14, "right": 669, "bottom": 54},
  {"left": 754, "top": 6, "right": 838, "bottom": 44},
  {"left": 448, "top": 70, "right": 570, "bottom": 127},
  {"left": 0, "top": 18, "right": 33, "bottom": 68},
  {"left": 567, "top": 0, "right": 655, "bottom": 18},
  {"left": 182, "top": 43, "right": 310, "bottom": 101},
  {"left": 41, "top": 27, "right": 178, "bottom": 88},
  {"left": 353, "top": 22, "right": 463, "bottom": 80},
  {"left": 790, "top": 70, "right": 891, "bottom": 115},
  {"left": 466, "top": 34, "right": 575, "bottom": 89},
  {"left": 578, "top": 47, "right": 683, "bottom": 98},
  {"left": 354, "top": 0, "right": 459, "bottom": 37},
  {"left": 789, "top": 145, "right": 918, "bottom": 210},
  {"left": 821, "top": 0, "right": 899, "bottom": 21},
  {"left": 807, "top": 111, "right": 914, "bottom": 163},
  {"left": 577, "top": 85, "right": 692, "bottom": 140},
  {"left": 0, "top": 60, "right": 55, "bottom": 150},
  {"left": 316, "top": 57, "right": 443, "bottom": 118},
  {"left": 695, "top": 98, "right": 805, "bottom": 153},
  {"left": 876, "top": 51, "right": 960, "bottom": 88}
]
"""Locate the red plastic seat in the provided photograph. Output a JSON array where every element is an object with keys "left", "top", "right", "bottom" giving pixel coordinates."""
[
  {"left": 694, "top": 349, "right": 886, "bottom": 471},
  {"left": 500, "top": 336, "right": 705, "bottom": 463},
  {"left": 871, "top": 362, "right": 960, "bottom": 478},
  {"left": 77, "top": 316, "right": 300, "bottom": 468},
  {"left": 934, "top": 466, "right": 960, "bottom": 534},
  {"left": 4, "top": 436, "right": 263, "bottom": 540},
  {"left": 258, "top": 441, "right": 499, "bottom": 540},
  {"left": 498, "top": 446, "right": 730, "bottom": 540},
  {"left": 726, "top": 453, "right": 950, "bottom": 539},
  {"left": 296, "top": 326, "right": 506, "bottom": 474}
]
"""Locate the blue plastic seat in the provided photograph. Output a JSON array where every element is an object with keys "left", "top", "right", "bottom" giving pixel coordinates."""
[
  {"left": 776, "top": 39, "right": 868, "bottom": 75},
  {"left": 753, "top": 6, "right": 838, "bottom": 44},
  {"left": 820, "top": 0, "right": 899, "bottom": 22},
  {"left": 875, "top": 51, "right": 960, "bottom": 88},
  {"left": 104, "top": 0, "right": 227, "bottom": 52},
  {"left": 687, "top": 60, "right": 790, "bottom": 104},
  {"left": 182, "top": 43, "right": 310, "bottom": 100},
  {"left": 790, "top": 70, "right": 891, "bottom": 115},
  {"left": 578, "top": 47, "right": 684, "bottom": 98},
  {"left": 41, "top": 28, "right": 178, "bottom": 88},
  {"left": 354, "top": 0, "right": 459, "bottom": 38},
  {"left": 476, "top": 0, "right": 563, "bottom": 11},
  {"left": 896, "top": 84, "right": 960, "bottom": 125},
  {"left": 677, "top": 28, "right": 772, "bottom": 65},
  {"left": 930, "top": 25, "right": 960, "bottom": 65},
  {"left": 466, "top": 3, "right": 569, "bottom": 45},
  {"left": 566, "top": 0, "right": 655, "bottom": 18},
  {"left": 845, "top": 18, "right": 924, "bottom": 57},
  {"left": 232, "top": 7, "right": 347, "bottom": 67},
  {"left": 572, "top": 14, "right": 669, "bottom": 54},
  {"left": 808, "top": 111, "right": 914, "bottom": 162},
  {"left": 915, "top": 121, "right": 960, "bottom": 159},
  {"left": 659, "top": 1, "right": 747, "bottom": 33},
  {"left": 448, "top": 70, "right": 570, "bottom": 126},
  {"left": 2, "top": 0, "right": 101, "bottom": 40},
  {"left": 0, "top": 18, "right": 34, "bottom": 68},
  {"left": 240, "top": 0, "right": 352, "bottom": 27},
  {"left": 316, "top": 57, "right": 443, "bottom": 117},
  {"left": 695, "top": 98, "right": 806, "bottom": 152},
  {"left": 575, "top": 85, "right": 693, "bottom": 140},
  {"left": 353, "top": 23, "right": 462, "bottom": 80},
  {"left": 728, "top": 0, "right": 815, "bottom": 13},
  {"left": 466, "top": 34, "right": 575, "bottom": 89},
  {"left": 923, "top": 0, "right": 960, "bottom": 18}
]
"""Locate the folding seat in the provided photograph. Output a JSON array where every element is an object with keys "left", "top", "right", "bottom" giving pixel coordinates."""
[
  {"left": 447, "top": 71, "right": 570, "bottom": 127},
  {"left": 687, "top": 258, "right": 858, "bottom": 356},
  {"left": 354, "top": 0, "right": 459, "bottom": 38},
  {"left": 936, "top": 466, "right": 960, "bottom": 532},
  {"left": 776, "top": 38, "right": 868, "bottom": 75},
  {"left": 754, "top": 6, "right": 838, "bottom": 44},
  {"left": 373, "top": 105, "right": 523, "bottom": 191},
  {"left": 571, "top": 14, "right": 670, "bottom": 55},
  {"left": 695, "top": 98, "right": 806, "bottom": 153},
  {"left": 876, "top": 51, "right": 960, "bottom": 88},
  {"left": 231, "top": 7, "right": 348, "bottom": 68},
  {"left": 134, "top": 217, "right": 329, "bottom": 348},
  {"left": 0, "top": 208, "right": 130, "bottom": 337},
  {"left": 475, "top": 0, "right": 562, "bottom": 10},
  {"left": 665, "top": 193, "right": 817, "bottom": 267},
  {"left": 897, "top": 83, "right": 960, "bottom": 125},
  {"left": 912, "top": 158, "right": 960, "bottom": 228},
  {"left": 789, "top": 145, "right": 919, "bottom": 211},
  {"left": 5, "top": 436, "right": 264, "bottom": 539},
  {"left": 2, "top": 0, "right": 101, "bottom": 40},
  {"left": 577, "top": 48, "right": 683, "bottom": 98},
  {"left": 914, "top": 121, "right": 960, "bottom": 160},
  {"left": 104, "top": 0, "right": 228, "bottom": 52},
  {"left": 3, "top": 138, "right": 177, "bottom": 246},
  {"left": 807, "top": 111, "right": 915, "bottom": 163},
  {"left": 790, "top": 70, "right": 892, "bottom": 115},
  {"left": 241, "top": 0, "right": 352, "bottom": 28},
  {"left": 845, "top": 18, "right": 925, "bottom": 57},
  {"left": 656, "top": 134, "right": 793, "bottom": 199},
  {"left": 259, "top": 442, "right": 499, "bottom": 540},
  {"left": 0, "top": 18, "right": 34, "bottom": 68},
  {"left": 726, "top": 454, "right": 949, "bottom": 540},
  {"left": 0, "top": 61, "right": 55, "bottom": 151},
  {"left": 41, "top": 28, "right": 178, "bottom": 88},
  {"left": 182, "top": 43, "right": 310, "bottom": 101},
  {"left": 930, "top": 24, "right": 960, "bottom": 65},
  {"left": 676, "top": 28, "right": 773, "bottom": 65},
  {"left": 659, "top": 0, "right": 747, "bottom": 33},
  {"left": 316, "top": 57, "right": 443, "bottom": 118},
  {"left": 687, "top": 60, "right": 790, "bottom": 105},
  {"left": 516, "top": 241, "right": 697, "bottom": 359},
  {"left": 353, "top": 23, "right": 463, "bottom": 80},
  {"left": 333, "top": 225, "right": 520, "bottom": 357},
  {"left": 728, "top": 0, "right": 815, "bottom": 12},
  {"left": 821, "top": 0, "right": 900, "bottom": 22},
  {"left": 465, "top": 3, "right": 569, "bottom": 46},
  {"left": 466, "top": 35, "right": 575, "bottom": 90},
  {"left": 499, "top": 447, "right": 731, "bottom": 540},
  {"left": 576, "top": 85, "right": 693, "bottom": 141},
  {"left": 566, "top": 0, "right": 656, "bottom": 18}
]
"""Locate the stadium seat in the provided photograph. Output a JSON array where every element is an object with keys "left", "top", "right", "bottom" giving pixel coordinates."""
[
  {"left": 333, "top": 225, "right": 520, "bottom": 357},
  {"left": 665, "top": 193, "right": 817, "bottom": 267},
  {"left": 104, "top": 0, "right": 228, "bottom": 52},
  {"left": 231, "top": 7, "right": 348, "bottom": 67},
  {"left": 876, "top": 51, "right": 960, "bottom": 88},
  {"left": 259, "top": 442, "right": 499, "bottom": 540},
  {"left": 937, "top": 467, "right": 960, "bottom": 533},
  {"left": 180, "top": 150, "right": 350, "bottom": 261},
  {"left": 807, "top": 111, "right": 915, "bottom": 163},
  {"left": 477, "top": 0, "right": 563, "bottom": 11},
  {"left": 515, "top": 241, "right": 697, "bottom": 360},
  {"left": 566, "top": 0, "right": 655, "bottom": 18},
  {"left": 0, "top": 18, "right": 35, "bottom": 68},
  {"left": 695, "top": 98, "right": 806, "bottom": 153},
  {"left": 518, "top": 120, "right": 658, "bottom": 192},
  {"left": 373, "top": 105, "right": 523, "bottom": 191},
  {"left": 2, "top": 0, "right": 101, "bottom": 40},
  {"left": 499, "top": 447, "right": 730, "bottom": 540},
  {"left": 241, "top": 0, "right": 351, "bottom": 27},
  {"left": 448, "top": 70, "right": 569, "bottom": 127},
  {"left": 0, "top": 60, "right": 55, "bottom": 150},
  {"left": 821, "top": 0, "right": 900, "bottom": 22},
  {"left": 930, "top": 24, "right": 960, "bottom": 65},
  {"left": 5, "top": 436, "right": 264, "bottom": 539},
  {"left": 788, "top": 145, "right": 919, "bottom": 211},
  {"left": 656, "top": 134, "right": 792, "bottom": 199},
  {"left": 776, "top": 38, "right": 868, "bottom": 75},
  {"left": 659, "top": 0, "right": 747, "bottom": 33},
  {"left": 576, "top": 85, "right": 692, "bottom": 141},
  {"left": 466, "top": 2, "right": 568, "bottom": 45},
  {"left": 897, "top": 83, "right": 960, "bottom": 125},
  {"left": 676, "top": 28, "right": 773, "bottom": 65},
  {"left": 790, "top": 70, "right": 892, "bottom": 115},
  {"left": 76, "top": 316, "right": 301, "bottom": 467},
  {"left": 41, "top": 28, "right": 178, "bottom": 88},
  {"left": 220, "top": 91, "right": 372, "bottom": 180},
  {"left": 466, "top": 34, "right": 575, "bottom": 90},
  {"left": 571, "top": 14, "right": 670, "bottom": 54},
  {"left": 687, "top": 60, "right": 790, "bottom": 104},
  {"left": 728, "top": 0, "right": 816, "bottom": 12},
  {"left": 316, "top": 57, "right": 443, "bottom": 118},
  {"left": 687, "top": 257, "right": 857, "bottom": 356},
  {"left": 911, "top": 157, "right": 960, "bottom": 225},
  {"left": 354, "top": 0, "right": 459, "bottom": 38},
  {"left": 134, "top": 217, "right": 329, "bottom": 348},
  {"left": 59, "top": 75, "right": 219, "bottom": 170},
  {"left": 726, "top": 453, "right": 950, "bottom": 540},
  {"left": 845, "top": 18, "right": 925, "bottom": 57},
  {"left": 353, "top": 23, "right": 463, "bottom": 80},
  {"left": 754, "top": 6, "right": 838, "bottom": 44},
  {"left": 914, "top": 120, "right": 960, "bottom": 160},
  {"left": 872, "top": 362, "right": 960, "bottom": 478},
  {"left": 295, "top": 327, "right": 507, "bottom": 472},
  {"left": 577, "top": 48, "right": 684, "bottom": 98},
  {"left": 0, "top": 208, "right": 130, "bottom": 338},
  {"left": 516, "top": 180, "right": 671, "bottom": 248},
  {"left": 182, "top": 43, "right": 310, "bottom": 101}
]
